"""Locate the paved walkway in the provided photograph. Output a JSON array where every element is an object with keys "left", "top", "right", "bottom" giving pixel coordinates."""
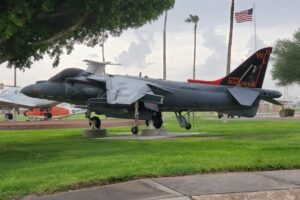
[{"left": 24, "top": 170, "right": 300, "bottom": 200}]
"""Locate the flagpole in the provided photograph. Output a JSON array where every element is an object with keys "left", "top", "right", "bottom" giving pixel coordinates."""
[{"left": 253, "top": 2, "right": 257, "bottom": 50}]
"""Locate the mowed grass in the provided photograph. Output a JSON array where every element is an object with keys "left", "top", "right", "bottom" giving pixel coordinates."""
[{"left": 0, "top": 116, "right": 300, "bottom": 199}]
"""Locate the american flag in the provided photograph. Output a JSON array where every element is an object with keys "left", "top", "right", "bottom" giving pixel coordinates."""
[{"left": 235, "top": 8, "right": 253, "bottom": 23}]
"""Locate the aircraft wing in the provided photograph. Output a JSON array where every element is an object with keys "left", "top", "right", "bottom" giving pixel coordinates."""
[
  {"left": 87, "top": 76, "right": 171, "bottom": 107},
  {"left": 0, "top": 96, "right": 57, "bottom": 109},
  {"left": 0, "top": 97, "right": 36, "bottom": 108}
]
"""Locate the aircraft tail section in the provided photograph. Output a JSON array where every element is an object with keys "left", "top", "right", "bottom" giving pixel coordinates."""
[{"left": 188, "top": 47, "right": 272, "bottom": 88}]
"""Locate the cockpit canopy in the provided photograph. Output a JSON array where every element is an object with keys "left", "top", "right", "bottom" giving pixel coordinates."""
[{"left": 49, "top": 68, "right": 91, "bottom": 82}]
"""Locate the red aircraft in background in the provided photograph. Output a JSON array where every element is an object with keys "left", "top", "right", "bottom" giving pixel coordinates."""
[{"left": 24, "top": 103, "right": 86, "bottom": 120}]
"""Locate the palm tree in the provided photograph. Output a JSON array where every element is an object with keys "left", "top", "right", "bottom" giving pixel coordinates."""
[
  {"left": 226, "top": 0, "right": 234, "bottom": 75},
  {"left": 163, "top": 10, "right": 168, "bottom": 80},
  {"left": 185, "top": 14, "right": 199, "bottom": 79},
  {"left": 100, "top": 32, "right": 109, "bottom": 62}
]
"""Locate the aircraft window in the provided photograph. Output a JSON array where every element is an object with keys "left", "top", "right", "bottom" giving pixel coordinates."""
[{"left": 49, "top": 68, "right": 88, "bottom": 82}]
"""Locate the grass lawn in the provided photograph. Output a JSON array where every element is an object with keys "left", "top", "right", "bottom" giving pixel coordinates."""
[{"left": 0, "top": 116, "right": 300, "bottom": 199}]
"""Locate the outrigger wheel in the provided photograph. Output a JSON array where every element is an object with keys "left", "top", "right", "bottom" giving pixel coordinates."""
[
  {"left": 89, "top": 116, "right": 101, "bottom": 129},
  {"left": 185, "top": 123, "right": 192, "bottom": 130}
]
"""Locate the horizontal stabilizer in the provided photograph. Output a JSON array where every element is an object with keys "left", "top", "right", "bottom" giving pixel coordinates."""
[
  {"left": 261, "top": 97, "right": 282, "bottom": 105},
  {"left": 227, "top": 87, "right": 260, "bottom": 106}
]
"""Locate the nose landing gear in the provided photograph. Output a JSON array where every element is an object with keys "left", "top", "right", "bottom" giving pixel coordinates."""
[
  {"left": 131, "top": 102, "right": 140, "bottom": 135},
  {"left": 86, "top": 111, "right": 101, "bottom": 129}
]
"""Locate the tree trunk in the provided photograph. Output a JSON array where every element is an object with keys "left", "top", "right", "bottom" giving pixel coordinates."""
[
  {"left": 226, "top": 0, "right": 234, "bottom": 75},
  {"left": 193, "top": 23, "right": 197, "bottom": 79},
  {"left": 163, "top": 11, "right": 167, "bottom": 80}
]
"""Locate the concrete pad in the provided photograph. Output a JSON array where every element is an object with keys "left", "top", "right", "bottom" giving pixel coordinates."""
[
  {"left": 192, "top": 188, "right": 300, "bottom": 200},
  {"left": 27, "top": 179, "right": 181, "bottom": 200},
  {"left": 141, "top": 128, "right": 167, "bottom": 136},
  {"left": 83, "top": 129, "right": 107, "bottom": 138},
  {"left": 153, "top": 172, "right": 299, "bottom": 196},
  {"left": 163, "top": 197, "right": 191, "bottom": 200},
  {"left": 258, "top": 170, "right": 300, "bottom": 186},
  {"left": 97, "top": 132, "right": 203, "bottom": 140}
]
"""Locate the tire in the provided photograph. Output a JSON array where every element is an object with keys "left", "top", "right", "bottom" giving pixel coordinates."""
[
  {"left": 153, "top": 118, "right": 163, "bottom": 129},
  {"left": 89, "top": 116, "right": 101, "bottom": 129},
  {"left": 185, "top": 123, "right": 192, "bottom": 130},
  {"left": 145, "top": 120, "right": 150, "bottom": 127},
  {"left": 5, "top": 113, "right": 13, "bottom": 120},
  {"left": 131, "top": 126, "right": 139, "bottom": 135},
  {"left": 152, "top": 112, "right": 163, "bottom": 129},
  {"left": 45, "top": 113, "right": 52, "bottom": 119}
]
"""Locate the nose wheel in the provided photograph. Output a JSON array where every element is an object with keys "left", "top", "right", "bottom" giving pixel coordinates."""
[
  {"left": 175, "top": 111, "right": 192, "bottom": 130},
  {"left": 89, "top": 116, "right": 101, "bottom": 129},
  {"left": 86, "top": 110, "right": 101, "bottom": 129},
  {"left": 131, "top": 102, "right": 140, "bottom": 135}
]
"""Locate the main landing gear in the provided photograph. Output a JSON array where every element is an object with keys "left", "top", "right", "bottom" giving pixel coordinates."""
[
  {"left": 86, "top": 111, "right": 101, "bottom": 129},
  {"left": 145, "top": 112, "right": 163, "bottom": 129},
  {"left": 175, "top": 111, "right": 192, "bottom": 130}
]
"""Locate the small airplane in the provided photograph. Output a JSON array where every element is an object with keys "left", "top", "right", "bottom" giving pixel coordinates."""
[
  {"left": 0, "top": 86, "right": 57, "bottom": 120},
  {"left": 21, "top": 47, "right": 282, "bottom": 134},
  {"left": 24, "top": 103, "right": 86, "bottom": 120}
]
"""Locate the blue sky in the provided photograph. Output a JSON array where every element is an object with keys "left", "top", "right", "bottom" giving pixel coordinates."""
[{"left": 1, "top": 0, "right": 299, "bottom": 98}]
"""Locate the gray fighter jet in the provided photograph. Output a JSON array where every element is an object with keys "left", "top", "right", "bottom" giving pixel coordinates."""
[{"left": 21, "top": 47, "right": 282, "bottom": 134}]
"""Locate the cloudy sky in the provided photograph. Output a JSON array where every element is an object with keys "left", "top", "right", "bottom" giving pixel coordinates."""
[{"left": 1, "top": 0, "right": 299, "bottom": 99}]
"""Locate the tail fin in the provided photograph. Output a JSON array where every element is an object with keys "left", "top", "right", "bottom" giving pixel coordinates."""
[{"left": 188, "top": 47, "right": 272, "bottom": 88}]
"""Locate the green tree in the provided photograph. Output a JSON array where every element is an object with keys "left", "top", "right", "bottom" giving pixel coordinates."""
[
  {"left": 185, "top": 14, "right": 199, "bottom": 79},
  {"left": 271, "top": 29, "right": 300, "bottom": 86},
  {"left": 0, "top": 0, "right": 174, "bottom": 69}
]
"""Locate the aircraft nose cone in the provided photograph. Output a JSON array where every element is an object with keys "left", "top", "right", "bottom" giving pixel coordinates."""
[
  {"left": 21, "top": 84, "right": 42, "bottom": 98},
  {"left": 276, "top": 91, "right": 283, "bottom": 98}
]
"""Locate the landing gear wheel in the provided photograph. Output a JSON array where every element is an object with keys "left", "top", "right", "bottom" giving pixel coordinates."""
[
  {"left": 131, "top": 126, "right": 139, "bottom": 135},
  {"left": 175, "top": 111, "right": 192, "bottom": 129},
  {"left": 5, "top": 113, "right": 13, "bottom": 120},
  {"left": 89, "top": 116, "right": 101, "bottom": 129},
  {"left": 152, "top": 112, "right": 163, "bottom": 129},
  {"left": 145, "top": 120, "right": 150, "bottom": 127},
  {"left": 153, "top": 118, "right": 163, "bottom": 129},
  {"left": 45, "top": 113, "right": 52, "bottom": 119},
  {"left": 185, "top": 123, "right": 192, "bottom": 130}
]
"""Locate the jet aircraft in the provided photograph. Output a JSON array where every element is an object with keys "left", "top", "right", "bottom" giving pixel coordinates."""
[
  {"left": 0, "top": 87, "right": 57, "bottom": 120},
  {"left": 24, "top": 103, "right": 86, "bottom": 120},
  {"left": 21, "top": 47, "right": 282, "bottom": 134}
]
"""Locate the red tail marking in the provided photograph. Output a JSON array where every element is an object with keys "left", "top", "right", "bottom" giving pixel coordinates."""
[{"left": 187, "top": 78, "right": 223, "bottom": 85}]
